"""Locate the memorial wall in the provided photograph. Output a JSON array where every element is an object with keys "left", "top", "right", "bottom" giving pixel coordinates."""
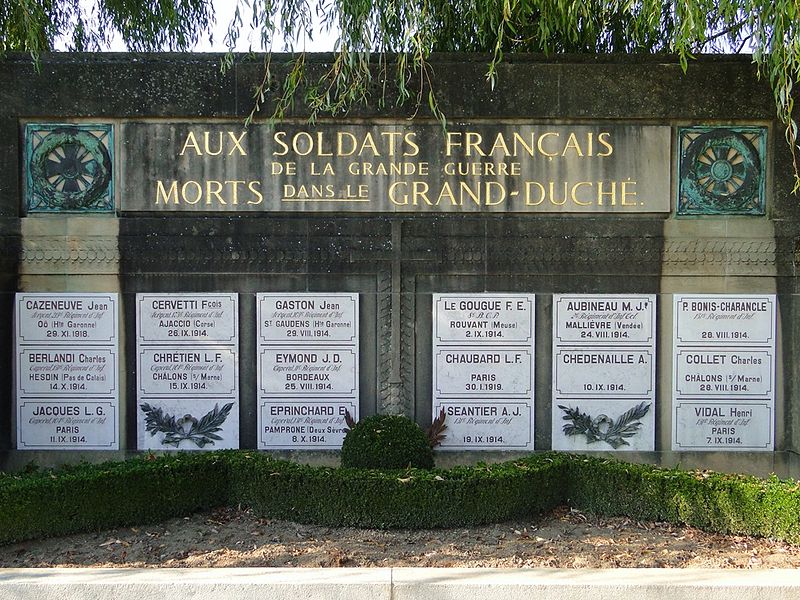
[{"left": 1, "top": 53, "right": 799, "bottom": 476}]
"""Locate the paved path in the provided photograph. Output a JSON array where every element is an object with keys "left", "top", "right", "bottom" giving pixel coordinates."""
[{"left": 1, "top": 568, "right": 799, "bottom": 600}]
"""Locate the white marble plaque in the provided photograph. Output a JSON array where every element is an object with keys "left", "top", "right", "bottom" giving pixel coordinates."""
[
  {"left": 16, "top": 293, "right": 117, "bottom": 344},
  {"left": 674, "top": 295, "right": 776, "bottom": 345},
  {"left": 259, "top": 347, "right": 357, "bottom": 396},
  {"left": 138, "top": 348, "right": 238, "bottom": 396},
  {"left": 434, "top": 349, "right": 533, "bottom": 397},
  {"left": 553, "top": 349, "right": 654, "bottom": 397},
  {"left": 672, "top": 294, "right": 776, "bottom": 451},
  {"left": 259, "top": 399, "right": 357, "bottom": 449},
  {"left": 15, "top": 293, "right": 120, "bottom": 450},
  {"left": 17, "top": 348, "right": 117, "bottom": 396},
  {"left": 673, "top": 401, "right": 773, "bottom": 450},
  {"left": 259, "top": 294, "right": 357, "bottom": 344},
  {"left": 552, "top": 294, "right": 657, "bottom": 452},
  {"left": 554, "top": 295, "right": 655, "bottom": 345},
  {"left": 17, "top": 401, "right": 117, "bottom": 449},
  {"left": 674, "top": 350, "right": 772, "bottom": 397},
  {"left": 432, "top": 293, "right": 535, "bottom": 451},
  {"left": 438, "top": 401, "right": 532, "bottom": 448},
  {"left": 137, "top": 294, "right": 237, "bottom": 343},
  {"left": 434, "top": 295, "right": 534, "bottom": 344},
  {"left": 137, "top": 293, "right": 240, "bottom": 451},
  {"left": 257, "top": 293, "right": 360, "bottom": 449}
]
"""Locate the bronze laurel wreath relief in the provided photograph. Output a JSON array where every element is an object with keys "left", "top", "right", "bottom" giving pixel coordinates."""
[
  {"left": 27, "top": 126, "right": 113, "bottom": 212},
  {"left": 140, "top": 402, "right": 234, "bottom": 448},
  {"left": 678, "top": 127, "right": 765, "bottom": 215},
  {"left": 559, "top": 402, "right": 651, "bottom": 449}
]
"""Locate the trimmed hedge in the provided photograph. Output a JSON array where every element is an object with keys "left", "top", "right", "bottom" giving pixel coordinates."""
[
  {"left": 340, "top": 415, "right": 434, "bottom": 470},
  {"left": 567, "top": 456, "right": 800, "bottom": 541},
  {"left": 0, "top": 453, "right": 230, "bottom": 544},
  {"left": 2, "top": 452, "right": 800, "bottom": 545},
  {"left": 228, "top": 452, "right": 567, "bottom": 528}
]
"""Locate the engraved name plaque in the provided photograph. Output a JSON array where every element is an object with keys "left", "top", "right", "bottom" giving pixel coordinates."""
[
  {"left": 552, "top": 294, "right": 657, "bottom": 452},
  {"left": 432, "top": 293, "right": 535, "bottom": 450},
  {"left": 15, "top": 293, "right": 120, "bottom": 450},
  {"left": 136, "top": 293, "right": 240, "bottom": 451},
  {"left": 257, "top": 293, "right": 359, "bottom": 449},
  {"left": 672, "top": 294, "right": 776, "bottom": 451}
]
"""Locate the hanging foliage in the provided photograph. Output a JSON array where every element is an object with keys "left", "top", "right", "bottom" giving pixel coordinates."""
[{"left": 1, "top": 0, "right": 798, "bottom": 189}]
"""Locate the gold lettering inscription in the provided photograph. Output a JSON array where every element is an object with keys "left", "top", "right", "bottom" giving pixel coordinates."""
[
  {"left": 273, "top": 130, "right": 419, "bottom": 157},
  {"left": 154, "top": 180, "right": 262, "bottom": 206},
  {"left": 597, "top": 132, "right": 613, "bottom": 156},
  {"left": 182, "top": 181, "right": 202, "bottom": 204},
  {"left": 621, "top": 180, "right": 637, "bottom": 205},
  {"left": 524, "top": 181, "right": 635, "bottom": 208},
  {"left": 281, "top": 183, "right": 369, "bottom": 202},
  {"left": 154, "top": 125, "right": 653, "bottom": 213},
  {"left": 179, "top": 132, "right": 202, "bottom": 156},
  {"left": 536, "top": 132, "right": 559, "bottom": 157},
  {"left": 570, "top": 181, "right": 593, "bottom": 206},
  {"left": 445, "top": 131, "right": 612, "bottom": 158},
  {"left": 271, "top": 162, "right": 297, "bottom": 175},
  {"left": 206, "top": 180, "right": 225, "bottom": 204},
  {"left": 284, "top": 184, "right": 335, "bottom": 199},
  {"left": 227, "top": 180, "right": 246, "bottom": 205},
  {"left": 347, "top": 161, "right": 429, "bottom": 176},
  {"left": 155, "top": 180, "right": 179, "bottom": 204},
  {"left": 247, "top": 181, "right": 263, "bottom": 205},
  {"left": 228, "top": 132, "right": 247, "bottom": 155},
  {"left": 179, "top": 131, "right": 248, "bottom": 156},
  {"left": 443, "top": 162, "right": 520, "bottom": 176},
  {"left": 388, "top": 181, "right": 506, "bottom": 206},
  {"left": 310, "top": 162, "right": 336, "bottom": 175},
  {"left": 597, "top": 181, "right": 617, "bottom": 205},
  {"left": 563, "top": 133, "right": 583, "bottom": 157}
]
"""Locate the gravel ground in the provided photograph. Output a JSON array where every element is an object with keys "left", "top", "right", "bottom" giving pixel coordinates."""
[{"left": 2, "top": 506, "right": 799, "bottom": 569}]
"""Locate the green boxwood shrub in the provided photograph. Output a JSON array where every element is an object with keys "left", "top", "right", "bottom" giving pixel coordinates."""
[
  {"left": 566, "top": 456, "right": 800, "bottom": 541},
  {"left": 228, "top": 452, "right": 567, "bottom": 528},
  {"left": 0, "top": 453, "right": 230, "bottom": 544},
  {"left": 3, "top": 452, "right": 800, "bottom": 545},
  {"left": 340, "top": 414, "right": 434, "bottom": 470}
]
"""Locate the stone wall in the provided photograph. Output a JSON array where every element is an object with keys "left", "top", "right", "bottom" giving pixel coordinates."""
[{"left": 1, "top": 53, "right": 797, "bottom": 475}]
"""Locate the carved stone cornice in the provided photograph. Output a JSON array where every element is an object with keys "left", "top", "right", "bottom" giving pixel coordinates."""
[
  {"left": 20, "top": 235, "right": 119, "bottom": 275},
  {"left": 662, "top": 238, "right": 777, "bottom": 277}
]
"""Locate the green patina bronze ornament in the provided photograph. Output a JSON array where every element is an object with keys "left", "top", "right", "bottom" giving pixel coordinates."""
[
  {"left": 559, "top": 401, "right": 651, "bottom": 449},
  {"left": 140, "top": 402, "right": 234, "bottom": 448},
  {"left": 25, "top": 124, "right": 114, "bottom": 212},
  {"left": 678, "top": 126, "right": 766, "bottom": 215}
]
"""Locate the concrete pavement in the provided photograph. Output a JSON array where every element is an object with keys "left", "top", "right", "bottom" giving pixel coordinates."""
[{"left": 0, "top": 568, "right": 798, "bottom": 600}]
